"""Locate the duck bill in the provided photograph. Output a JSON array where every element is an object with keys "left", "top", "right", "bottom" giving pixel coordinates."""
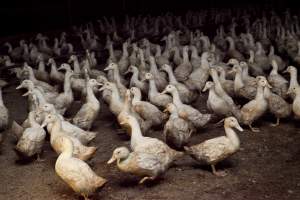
[
  {"left": 235, "top": 124, "right": 244, "bottom": 132},
  {"left": 104, "top": 66, "right": 112, "bottom": 71},
  {"left": 202, "top": 85, "right": 208, "bottom": 92},
  {"left": 41, "top": 122, "right": 47, "bottom": 128},
  {"left": 266, "top": 83, "right": 272, "bottom": 89},
  {"left": 282, "top": 69, "right": 288, "bottom": 74},
  {"left": 98, "top": 86, "right": 106, "bottom": 91},
  {"left": 286, "top": 89, "right": 291, "bottom": 95},
  {"left": 163, "top": 108, "right": 168, "bottom": 113},
  {"left": 161, "top": 89, "right": 167, "bottom": 94},
  {"left": 16, "top": 84, "right": 23, "bottom": 90},
  {"left": 22, "top": 91, "right": 30, "bottom": 96},
  {"left": 107, "top": 156, "right": 116, "bottom": 164}
]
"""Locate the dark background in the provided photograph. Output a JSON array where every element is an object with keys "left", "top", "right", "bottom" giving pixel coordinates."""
[{"left": 0, "top": 0, "right": 297, "bottom": 37}]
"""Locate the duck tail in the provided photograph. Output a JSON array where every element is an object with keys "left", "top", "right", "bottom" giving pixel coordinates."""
[
  {"left": 95, "top": 176, "right": 107, "bottom": 189},
  {"left": 183, "top": 146, "right": 192, "bottom": 155},
  {"left": 85, "top": 131, "right": 97, "bottom": 142},
  {"left": 80, "top": 146, "right": 97, "bottom": 161},
  {"left": 10, "top": 121, "right": 24, "bottom": 141}
]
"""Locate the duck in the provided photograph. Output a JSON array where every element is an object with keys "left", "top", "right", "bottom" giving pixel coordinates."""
[
  {"left": 114, "top": 115, "right": 184, "bottom": 179},
  {"left": 163, "top": 103, "right": 194, "bottom": 150},
  {"left": 15, "top": 111, "right": 46, "bottom": 160},
  {"left": 23, "top": 64, "right": 58, "bottom": 93},
  {"left": 41, "top": 114, "right": 97, "bottom": 161},
  {"left": 130, "top": 87, "right": 167, "bottom": 128},
  {"left": 184, "top": 117, "right": 243, "bottom": 176},
  {"left": 126, "top": 65, "right": 148, "bottom": 94},
  {"left": 258, "top": 76, "right": 291, "bottom": 126},
  {"left": 284, "top": 66, "right": 299, "bottom": 99},
  {"left": 254, "top": 42, "right": 270, "bottom": 71},
  {"left": 268, "top": 45, "right": 285, "bottom": 72},
  {"left": 35, "top": 54, "right": 50, "bottom": 82},
  {"left": 288, "top": 85, "right": 300, "bottom": 119},
  {"left": 55, "top": 136, "right": 106, "bottom": 200},
  {"left": 73, "top": 79, "right": 101, "bottom": 130},
  {"left": 248, "top": 50, "right": 265, "bottom": 76},
  {"left": 215, "top": 66, "right": 235, "bottom": 97},
  {"left": 0, "top": 80, "right": 9, "bottom": 132},
  {"left": 48, "top": 58, "right": 64, "bottom": 84},
  {"left": 240, "top": 77, "right": 270, "bottom": 132},
  {"left": 162, "top": 85, "right": 211, "bottom": 128},
  {"left": 231, "top": 64, "right": 257, "bottom": 100},
  {"left": 38, "top": 103, "right": 96, "bottom": 144},
  {"left": 174, "top": 46, "right": 193, "bottom": 82},
  {"left": 68, "top": 54, "right": 83, "bottom": 75},
  {"left": 202, "top": 81, "right": 232, "bottom": 117},
  {"left": 225, "top": 36, "right": 245, "bottom": 61},
  {"left": 143, "top": 72, "right": 172, "bottom": 108},
  {"left": 52, "top": 65, "right": 74, "bottom": 115},
  {"left": 99, "top": 82, "right": 124, "bottom": 116},
  {"left": 184, "top": 52, "right": 211, "bottom": 92},
  {"left": 108, "top": 146, "right": 168, "bottom": 184},
  {"left": 148, "top": 56, "right": 168, "bottom": 91},
  {"left": 268, "top": 60, "right": 288, "bottom": 99},
  {"left": 104, "top": 62, "right": 127, "bottom": 98},
  {"left": 161, "top": 64, "right": 196, "bottom": 104}
]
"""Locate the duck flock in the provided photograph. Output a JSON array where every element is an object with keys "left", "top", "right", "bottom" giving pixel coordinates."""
[{"left": 0, "top": 8, "right": 300, "bottom": 200}]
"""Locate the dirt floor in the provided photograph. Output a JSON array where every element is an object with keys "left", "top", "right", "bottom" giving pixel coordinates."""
[{"left": 0, "top": 80, "right": 300, "bottom": 200}]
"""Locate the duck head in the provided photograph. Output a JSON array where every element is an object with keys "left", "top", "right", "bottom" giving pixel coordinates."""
[
  {"left": 161, "top": 84, "right": 177, "bottom": 94},
  {"left": 224, "top": 117, "right": 243, "bottom": 131},
  {"left": 107, "top": 147, "right": 130, "bottom": 164},
  {"left": 202, "top": 81, "right": 214, "bottom": 92}
]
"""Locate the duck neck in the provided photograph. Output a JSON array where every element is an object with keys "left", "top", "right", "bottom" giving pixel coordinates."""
[
  {"left": 38, "top": 60, "right": 45, "bottom": 71},
  {"left": 234, "top": 71, "right": 244, "bottom": 92},
  {"left": 73, "top": 58, "right": 81, "bottom": 74},
  {"left": 255, "top": 85, "right": 264, "bottom": 100},
  {"left": 113, "top": 68, "right": 122, "bottom": 85},
  {"left": 228, "top": 38, "right": 235, "bottom": 50},
  {"left": 182, "top": 48, "right": 189, "bottom": 64},
  {"left": 219, "top": 69, "right": 226, "bottom": 81},
  {"left": 242, "top": 66, "right": 250, "bottom": 80},
  {"left": 33, "top": 89, "right": 47, "bottom": 105},
  {"left": 148, "top": 79, "right": 158, "bottom": 95},
  {"left": 289, "top": 70, "right": 299, "bottom": 90},
  {"left": 132, "top": 91, "right": 142, "bottom": 104},
  {"left": 130, "top": 119, "right": 144, "bottom": 146},
  {"left": 270, "top": 63, "right": 278, "bottom": 75},
  {"left": 28, "top": 112, "right": 39, "bottom": 128},
  {"left": 51, "top": 118, "right": 63, "bottom": 136},
  {"left": 224, "top": 126, "right": 240, "bottom": 149},
  {"left": 166, "top": 68, "right": 178, "bottom": 84},
  {"left": 150, "top": 59, "right": 159, "bottom": 75},
  {"left": 86, "top": 84, "right": 98, "bottom": 105},
  {"left": 0, "top": 88, "right": 3, "bottom": 107},
  {"left": 50, "top": 62, "right": 58, "bottom": 74},
  {"left": 171, "top": 89, "right": 183, "bottom": 107},
  {"left": 63, "top": 72, "right": 73, "bottom": 95},
  {"left": 131, "top": 70, "right": 139, "bottom": 82},
  {"left": 28, "top": 69, "right": 38, "bottom": 82},
  {"left": 110, "top": 87, "right": 122, "bottom": 106}
]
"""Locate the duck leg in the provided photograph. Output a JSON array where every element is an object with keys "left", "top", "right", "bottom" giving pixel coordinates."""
[
  {"left": 139, "top": 176, "right": 155, "bottom": 184},
  {"left": 249, "top": 124, "right": 260, "bottom": 132},
  {"left": 270, "top": 118, "right": 280, "bottom": 127},
  {"left": 211, "top": 164, "right": 227, "bottom": 177},
  {"left": 36, "top": 153, "right": 45, "bottom": 162}
]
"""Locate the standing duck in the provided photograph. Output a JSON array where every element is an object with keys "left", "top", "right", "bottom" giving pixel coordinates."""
[
  {"left": 174, "top": 46, "right": 193, "bottom": 82},
  {"left": 15, "top": 111, "right": 46, "bottom": 160},
  {"left": 55, "top": 136, "right": 106, "bottom": 200},
  {"left": 48, "top": 58, "right": 64, "bottom": 84},
  {"left": 184, "top": 117, "right": 243, "bottom": 176},
  {"left": 161, "top": 64, "right": 196, "bottom": 104},
  {"left": 110, "top": 115, "right": 183, "bottom": 183},
  {"left": 163, "top": 103, "right": 194, "bottom": 150},
  {"left": 258, "top": 76, "right": 291, "bottom": 126},
  {"left": 126, "top": 66, "right": 148, "bottom": 95},
  {"left": 162, "top": 85, "right": 211, "bottom": 128},
  {"left": 130, "top": 87, "right": 167, "bottom": 128},
  {"left": 240, "top": 77, "right": 270, "bottom": 132},
  {"left": 284, "top": 66, "right": 299, "bottom": 99},
  {"left": 73, "top": 79, "right": 101, "bottom": 130},
  {"left": 144, "top": 73, "right": 172, "bottom": 108},
  {"left": 202, "top": 81, "right": 232, "bottom": 117},
  {"left": 0, "top": 80, "right": 9, "bottom": 133},
  {"left": 268, "top": 60, "right": 288, "bottom": 99},
  {"left": 41, "top": 114, "right": 97, "bottom": 161}
]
